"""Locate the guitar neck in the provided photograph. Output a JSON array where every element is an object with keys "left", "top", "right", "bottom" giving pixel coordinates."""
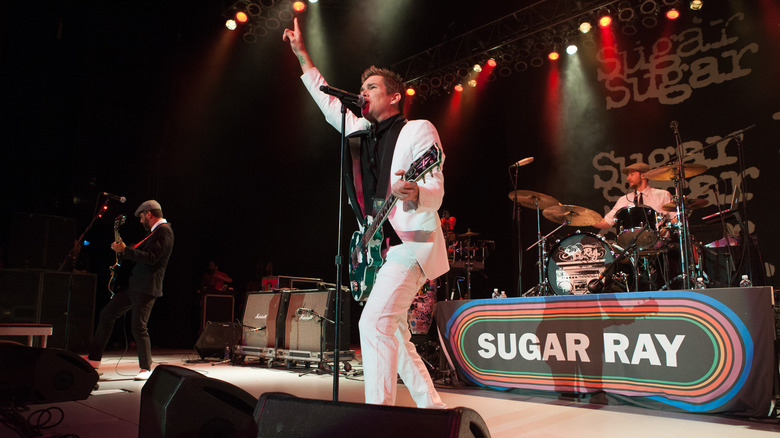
[
  {"left": 362, "top": 194, "right": 398, "bottom": 246},
  {"left": 114, "top": 229, "right": 121, "bottom": 260}
]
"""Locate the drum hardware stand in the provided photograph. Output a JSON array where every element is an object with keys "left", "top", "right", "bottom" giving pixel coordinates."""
[
  {"left": 670, "top": 124, "right": 758, "bottom": 285},
  {"left": 589, "top": 223, "right": 648, "bottom": 293},
  {"left": 524, "top": 221, "right": 568, "bottom": 296}
]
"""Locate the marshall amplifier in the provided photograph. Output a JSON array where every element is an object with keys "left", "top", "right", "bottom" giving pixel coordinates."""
[{"left": 241, "top": 292, "right": 286, "bottom": 359}]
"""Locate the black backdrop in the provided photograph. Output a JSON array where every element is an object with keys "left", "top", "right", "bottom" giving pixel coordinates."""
[{"left": 1, "top": 1, "right": 777, "bottom": 348}]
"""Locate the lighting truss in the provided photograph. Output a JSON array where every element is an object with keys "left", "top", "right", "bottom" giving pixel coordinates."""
[{"left": 391, "top": 0, "right": 624, "bottom": 99}]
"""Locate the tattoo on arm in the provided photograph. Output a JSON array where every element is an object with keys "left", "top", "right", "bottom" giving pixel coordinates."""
[{"left": 297, "top": 54, "right": 306, "bottom": 66}]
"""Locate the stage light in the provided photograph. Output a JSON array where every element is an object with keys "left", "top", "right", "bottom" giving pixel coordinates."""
[
  {"left": 293, "top": 1, "right": 306, "bottom": 12},
  {"left": 665, "top": 7, "right": 680, "bottom": 19},
  {"left": 548, "top": 50, "right": 560, "bottom": 61},
  {"left": 236, "top": 11, "right": 249, "bottom": 23},
  {"left": 486, "top": 58, "right": 497, "bottom": 68},
  {"left": 226, "top": 19, "right": 238, "bottom": 30},
  {"left": 406, "top": 87, "right": 415, "bottom": 97},
  {"left": 640, "top": 0, "right": 658, "bottom": 14},
  {"left": 247, "top": 2, "right": 262, "bottom": 16},
  {"left": 309, "top": 0, "right": 319, "bottom": 3},
  {"left": 473, "top": 64, "right": 482, "bottom": 73},
  {"left": 578, "top": 19, "right": 592, "bottom": 34},
  {"left": 454, "top": 84, "right": 464, "bottom": 93},
  {"left": 468, "top": 79, "right": 477, "bottom": 87},
  {"left": 598, "top": 9, "right": 613, "bottom": 28},
  {"left": 566, "top": 44, "right": 578, "bottom": 55},
  {"left": 689, "top": 0, "right": 702, "bottom": 10},
  {"left": 617, "top": 1, "right": 635, "bottom": 21}
]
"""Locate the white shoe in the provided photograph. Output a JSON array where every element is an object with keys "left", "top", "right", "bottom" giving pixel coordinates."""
[{"left": 134, "top": 369, "right": 152, "bottom": 381}]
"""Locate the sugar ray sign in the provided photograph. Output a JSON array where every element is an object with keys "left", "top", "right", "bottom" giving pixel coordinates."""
[{"left": 439, "top": 290, "right": 773, "bottom": 414}]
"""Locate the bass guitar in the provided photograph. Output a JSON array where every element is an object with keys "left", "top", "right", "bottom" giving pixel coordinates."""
[
  {"left": 348, "top": 143, "right": 443, "bottom": 301},
  {"left": 108, "top": 214, "right": 126, "bottom": 297}
]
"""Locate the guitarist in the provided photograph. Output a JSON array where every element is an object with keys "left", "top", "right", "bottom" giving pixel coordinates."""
[
  {"left": 84, "top": 200, "right": 174, "bottom": 381},
  {"left": 284, "top": 18, "right": 449, "bottom": 409}
]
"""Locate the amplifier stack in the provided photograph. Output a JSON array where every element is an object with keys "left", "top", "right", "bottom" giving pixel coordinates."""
[{"left": 238, "top": 286, "right": 353, "bottom": 368}]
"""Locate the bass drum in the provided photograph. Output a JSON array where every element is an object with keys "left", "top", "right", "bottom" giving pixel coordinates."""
[{"left": 547, "top": 232, "right": 616, "bottom": 295}]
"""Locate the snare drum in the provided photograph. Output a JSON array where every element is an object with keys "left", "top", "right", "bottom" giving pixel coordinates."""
[
  {"left": 615, "top": 206, "right": 659, "bottom": 250},
  {"left": 547, "top": 232, "right": 615, "bottom": 295}
]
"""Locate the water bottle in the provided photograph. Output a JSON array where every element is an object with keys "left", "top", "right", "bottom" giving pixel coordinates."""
[
  {"left": 223, "top": 345, "right": 230, "bottom": 361},
  {"left": 492, "top": 288, "right": 500, "bottom": 299},
  {"left": 499, "top": 291, "right": 507, "bottom": 298},
  {"left": 694, "top": 277, "right": 706, "bottom": 289},
  {"left": 739, "top": 275, "right": 752, "bottom": 287}
]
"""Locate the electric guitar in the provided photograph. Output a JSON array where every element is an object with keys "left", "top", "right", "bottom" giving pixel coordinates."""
[
  {"left": 108, "top": 214, "right": 126, "bottom": 297},
  {"left": 348, "top": 143, "right": 443, "bottom": 301}
]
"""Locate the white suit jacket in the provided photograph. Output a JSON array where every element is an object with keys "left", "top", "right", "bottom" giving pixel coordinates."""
[{"left": 301, "top": 68, "right": 449, "bottom": 280}]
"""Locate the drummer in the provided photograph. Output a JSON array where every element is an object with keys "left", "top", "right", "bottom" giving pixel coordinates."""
[{"left": 594, "top": 162, "right": 674, "bottom": 231}]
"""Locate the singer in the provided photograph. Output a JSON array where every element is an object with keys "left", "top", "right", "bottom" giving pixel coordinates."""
[{"left": 283, "top": 18, "right": 448, "bottom": 409}]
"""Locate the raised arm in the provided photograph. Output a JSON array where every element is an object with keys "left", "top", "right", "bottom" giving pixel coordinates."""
[{"left": 282, "top": 17, "right": 314, "bottom": 74}]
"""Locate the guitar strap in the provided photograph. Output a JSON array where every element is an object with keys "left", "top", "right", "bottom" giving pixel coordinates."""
[
  {"left": 132, "top": 223, "right": 168, "bottom": 249},
  {"left": 345, "top": 119, "right": 407, "bottom": 223},
  {"left": 346, "top": 131, "right": 368, "bottom": 222},
  {"left": 374, "top": 118, "right": 407, "bottom": 215}
]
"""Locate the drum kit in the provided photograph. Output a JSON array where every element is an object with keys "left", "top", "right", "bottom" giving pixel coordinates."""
[{"left": 511, "top": 160, "right": 711, "bottom": 296}]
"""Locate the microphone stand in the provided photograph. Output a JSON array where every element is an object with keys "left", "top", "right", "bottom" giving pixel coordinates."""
[
  {"left": 330, "top": 101, "right": 349, "bottom": 401},
  {"left": 510, "top": 165, "right": 522, "bottom": 296},
  {"left": 57, "top": 198, "right": 112, "bottom": 351},
  {"left": 733, "top": 134, "right": 760, "bottom": 284},
  {"left": 670, "top": 121, "right": 694, "bottom": 289}
]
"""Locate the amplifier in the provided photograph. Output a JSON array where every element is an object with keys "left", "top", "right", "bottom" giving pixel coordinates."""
[
  {"left": 282, "top": 288, "right": 350, "bottom": 352},
  {"left": 201, "top": 294, "right": 234, "bottom": 330},
  {"left": 242, "top": 292, "right": 286, "bottom": 358}
]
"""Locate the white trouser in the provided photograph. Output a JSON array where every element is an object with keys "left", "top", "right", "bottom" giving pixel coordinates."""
[{"left": 359, "top": 244, "right": 445, "bottom": 408}]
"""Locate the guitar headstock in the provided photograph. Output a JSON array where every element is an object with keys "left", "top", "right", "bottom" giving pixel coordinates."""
[
  {"left": 403, "top": 143, "right": 442, "bottom": 183},
  {"left": 114, "top": 214, "right": 126, "bottom": 229}
]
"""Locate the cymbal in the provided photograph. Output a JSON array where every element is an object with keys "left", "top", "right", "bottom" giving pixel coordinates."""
[
  {"left": 458, "top": 229, "right": 481, "bottom": 238},
  {"left": 508, "top": 190, "right": 560, "bottom": 210},
  {"left": 543, "top": 204, "right": 603, "bottom": 227},
  {"left": 662, "top": 197, "right": 708, "bottom": 212},
  {"left": 645, "top": 163, "right": 707, "bottom": 181}
]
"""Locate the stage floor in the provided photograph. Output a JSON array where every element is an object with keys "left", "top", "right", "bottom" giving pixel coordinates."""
[{"left": 6, "top": 349, "right": 780, "bottom": 438}]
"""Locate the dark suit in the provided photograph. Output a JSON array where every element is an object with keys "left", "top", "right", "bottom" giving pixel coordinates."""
[{"left": 89, "top": 221, "right": 174, "bottom": 369}]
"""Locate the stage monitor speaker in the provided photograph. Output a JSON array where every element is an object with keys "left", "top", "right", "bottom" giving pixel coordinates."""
[
  {"left": 139, "top": 365, "right": 258, "bottom": 438},
  {"left": 0, "top": 343, "right": 99, "bottom": 405},
  {"left": 242, "top": 292, "right": 286, "bottom": 349},
  {"left": 283, "top": 288, "right": 349, "bottom": 352},
  {"left": 254, "top": 392, "right": 491, "bottom": 438},
  {"left": 195, "top": 321, "right": 242, "bottom": 359}
]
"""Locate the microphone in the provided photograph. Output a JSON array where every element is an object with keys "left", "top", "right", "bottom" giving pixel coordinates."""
[
  {"left": 509, "top": 157, "right": 534, "bottom": 168},
  {"left": 103, "top": 192, "right": 127, "bottom": 203},
  {"left": 587, "top": 278, "right": 604, "bottom": 294},
  {"left": 319, "top": 85, "right": 365, "bottom": 107}
]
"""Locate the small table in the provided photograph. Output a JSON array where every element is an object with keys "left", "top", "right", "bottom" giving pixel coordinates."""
[{"left": 0, "top": 323, "right": 53, "bottom": 347}]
